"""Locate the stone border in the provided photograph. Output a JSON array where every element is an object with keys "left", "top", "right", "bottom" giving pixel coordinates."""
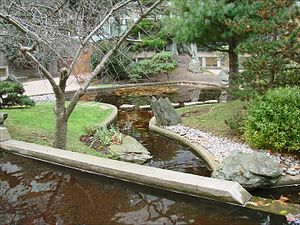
[
  {"left": 85, "top": 81, "right": 221, "bottom": 92},
  {"left": 29, "top": 81, "right": 221, "bottom": 97},
  {"left": 149, "top": 117, "right": 300, "bottom": 188}
]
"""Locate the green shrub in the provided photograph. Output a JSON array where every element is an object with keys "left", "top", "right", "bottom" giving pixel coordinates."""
[
  {"left": 244, "top": 87, "right": 300, "bottom": 152},
  {"left": 132, "top": 37, "right": 168, "bottom": 51},
  {"left": 0, "top": 81, "right": 35, "bottom": 108},
  {"left": 90, "top": 40, "right": 131, "bottom": 80},
  {"left": 129, "top": 51, "right": 176, "bottom": 82}
]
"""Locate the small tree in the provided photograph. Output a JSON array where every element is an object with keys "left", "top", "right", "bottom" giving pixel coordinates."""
[
  {"left": 0, "top": 81, "right": 35, "bottom": 108},
  {"left": 0, "top": 0, "right": 162, "bottom": 149}
]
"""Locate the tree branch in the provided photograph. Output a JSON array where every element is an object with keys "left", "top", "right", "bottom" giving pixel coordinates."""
[
  {"left": 19, "top": 45, "right": 62, "bottom": 97},
  {"left": 65, "top": 0, "right": 163, "bottom": 118},
  {"left": 0, "top": 12, "right": 70, "bottom": 67},
  {"left": 67, "top": 0, "right": 133, "bottom": 77}
]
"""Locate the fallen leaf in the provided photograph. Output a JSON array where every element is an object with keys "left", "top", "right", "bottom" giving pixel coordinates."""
[
  {"left": 279, "top": 195, "right": 289, "bottom": 203},
  {"left": 280, "top": 210, "right": 288, "bottom": 215}
]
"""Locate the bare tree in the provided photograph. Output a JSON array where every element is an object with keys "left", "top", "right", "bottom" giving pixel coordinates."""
[{"left": 0, "top": 0, "right": 162, "bottom": 149}]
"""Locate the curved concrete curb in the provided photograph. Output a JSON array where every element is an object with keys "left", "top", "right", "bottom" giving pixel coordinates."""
[
  {"left": 149, "top": 117, "right": 300, "bottom": 188},
  {"left": 149, "top": 117, "right": 218, "bottom": 171},
  {"left": 98, "top": 102, "right": 118, "bottom": 127},
  {"left": 0, "top": 139, "right": 251, "bottom": 206}
]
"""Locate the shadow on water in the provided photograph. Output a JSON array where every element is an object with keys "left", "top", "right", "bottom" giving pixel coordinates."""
[{"left": 0, "top": 152, "right": 289, "bottom": 225}]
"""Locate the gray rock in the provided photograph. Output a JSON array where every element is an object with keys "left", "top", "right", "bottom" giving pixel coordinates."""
[
  {"left": 5, "top": 74, "right": 20, "bottom": 83},
  {"left": 0, "top": 112, "right": 8, "bottom": 127},
  {"left": 212, "top": 151, "right": 282, "bottom": 188},
  {"left": 219, "top": 68, "right": 229, "bottom": 85},
  {"left": 150, "top": 97, "right": 182, "bottom": 126},
  {"left": 188, "top": 59, "right": 203, "bottom": 73},
  {"left": 189, "top": 89, "right": 201, "bottom": 102},
  {"left": 109, "top": 135, "right": 152, "bottom": 164}
]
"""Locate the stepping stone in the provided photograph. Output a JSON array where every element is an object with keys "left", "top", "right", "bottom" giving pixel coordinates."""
[
  {"left": 204, "top": 100, "right": 218, "bottom": 104},
  {"left": 119, "top": 104, "right": 135, "bottom": 110},
  {"left": 183, "top": 101, "right": 204, "bottom": 107},
  {"left": 139, "top": 105, "right": 151, "bottom": 109}
]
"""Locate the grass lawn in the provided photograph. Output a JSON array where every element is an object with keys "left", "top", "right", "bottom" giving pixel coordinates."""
[
  {"left": 0, "top": 102, "right": 113, "bottom": 156},
  {"left": 177, "top": 100, "right": 248, "bottom": 139}
]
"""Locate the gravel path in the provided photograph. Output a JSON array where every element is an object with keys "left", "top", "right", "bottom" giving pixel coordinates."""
[{"left": 163, "top": 124, "right": 300, "bottom": 176}]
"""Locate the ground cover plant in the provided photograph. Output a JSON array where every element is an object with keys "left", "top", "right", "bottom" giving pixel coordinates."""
[{"left": 0, "top": 102, "right": 112, "bottom": 156}]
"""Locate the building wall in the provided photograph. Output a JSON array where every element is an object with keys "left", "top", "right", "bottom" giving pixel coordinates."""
[{"left": 0, "top": 50, "right": 59, "bottom": 80}]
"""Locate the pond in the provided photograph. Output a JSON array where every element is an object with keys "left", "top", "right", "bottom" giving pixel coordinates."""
[
  {"left": 79, "top": 85, "right": 220, "bottom": 176},
  {"left": 0, "top": 152, "right": 289, "bottom": 225}
]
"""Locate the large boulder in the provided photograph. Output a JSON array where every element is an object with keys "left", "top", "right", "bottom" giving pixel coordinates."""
[
  {"left": 212, "top": 151, "right": 282, "bottom": 189},
  {"left": 150, "top": 97, "right": 182, "bottom": 126},
  {"left": 109, "top": 135, "right": 152, "bottom": 164}
]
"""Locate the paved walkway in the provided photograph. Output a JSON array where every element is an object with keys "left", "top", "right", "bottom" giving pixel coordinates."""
[{"left": 23, "top": 76, "right": 82, "bottom": 96}]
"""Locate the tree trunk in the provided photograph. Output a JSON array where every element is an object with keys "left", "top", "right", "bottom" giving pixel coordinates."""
[
  {"left": 228, "top": 40, "right": 239, "bottom": 95},
  {"left": 190, "top": 43, "right": 199, "bottom": 61},
  {"left": 53, "top": 98, "right": 68, "bottom": 149}
]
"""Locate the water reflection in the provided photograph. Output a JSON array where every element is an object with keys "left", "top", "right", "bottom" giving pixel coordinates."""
[
  {"left": 0, "top": 152, "right": 289, "bottom": 225},
  {"left": 117, "top": 109, "right": 211, "bottom": 176}
]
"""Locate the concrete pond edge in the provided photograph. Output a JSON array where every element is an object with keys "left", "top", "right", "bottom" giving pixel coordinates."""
[
  {"left": 97, "top": 102, "right": 118, "bottom": 127},
  {"left": 148, "top": 117, "right": 300, "bottom": 188},
  {"left": 28, "top": 80, "right": 221, "bottom": 97},
  {"left": 0, "top": 132, "right": 251, "bottom": 206},
  {"left": 0, "top": 101, "right": 252, "bottom": 206}
]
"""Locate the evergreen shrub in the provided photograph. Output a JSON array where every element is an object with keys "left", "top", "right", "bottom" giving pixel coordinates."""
[{"left": 244, "top": 87, "right": 300, "bottom": 152}]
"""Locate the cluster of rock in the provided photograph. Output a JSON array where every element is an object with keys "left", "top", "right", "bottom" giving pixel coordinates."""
[
  {"left": 164, "top": 124, "right": 253, "bottom": 163},
  {"left": 163, "top": 124, "right": 300, "bottom": 180},
  {"left": 211, "top": 151, "right": 282, "bottom": 188}
]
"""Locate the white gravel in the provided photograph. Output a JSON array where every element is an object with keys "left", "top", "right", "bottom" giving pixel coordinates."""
[
  {"left": 163, "top": 124, "right": 300, "bottom": 176},
  {"left": 30, "top": 94, "right": 55, "bottom": 103}
]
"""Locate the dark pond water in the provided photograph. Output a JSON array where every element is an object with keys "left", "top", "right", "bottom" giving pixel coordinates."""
[
  {"left": 0, "top": 152, "right": 289, "bottom": 225},
  {"left": 79, "top": 85, "right": 221, "bottom": 176}
]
